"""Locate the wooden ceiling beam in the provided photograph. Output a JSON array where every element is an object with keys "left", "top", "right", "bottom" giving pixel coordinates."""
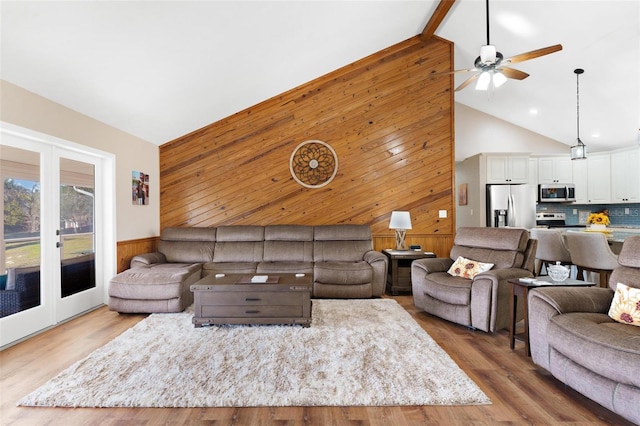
[{"left": 421, "top": 0, "right": 456, "bottom": 40}]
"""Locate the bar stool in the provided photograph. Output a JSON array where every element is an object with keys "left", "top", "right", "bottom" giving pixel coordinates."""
[
  {"left": 564, "top": 231, "right": 619, "bottom": 288},
  {"left": 530, "top": 228, "right": 573, "bottom": 276}
]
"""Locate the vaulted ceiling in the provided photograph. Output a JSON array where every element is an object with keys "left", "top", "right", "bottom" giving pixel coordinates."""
[{"left": 2, "top": 1, "right": 638, "bottom": 153}]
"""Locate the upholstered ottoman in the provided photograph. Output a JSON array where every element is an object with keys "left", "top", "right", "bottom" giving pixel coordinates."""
[{"left": 108, "top": 264, "right": 202, "bottom": 313}]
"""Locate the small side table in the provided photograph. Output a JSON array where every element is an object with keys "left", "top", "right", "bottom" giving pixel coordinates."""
[
  {"left": 383, "top": 249, "right": 436, "bottom": 295},
  {"left": 508, "top": 276, "right": 595, "bottom": 356}
]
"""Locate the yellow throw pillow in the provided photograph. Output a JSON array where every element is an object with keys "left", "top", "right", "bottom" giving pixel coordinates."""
[
  {"left": 608, "top": 283, "right": 640, "bottom": 327},
  {"left": 447, "top": 256, "right": 494, "bottom": 279}
]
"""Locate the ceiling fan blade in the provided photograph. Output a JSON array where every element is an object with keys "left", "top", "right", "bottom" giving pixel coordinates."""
[
  {"left": 431, "top": 68, "right": 478, "bottom": 78},
  {"left": 499, "top": 67, "right": 529, "bottom": 80},
  {"left": 455, "top": 74, "right": 480, "bottom": 91},
  {"left": 503, "top": 44, "right": 563, "bottom": 65}
]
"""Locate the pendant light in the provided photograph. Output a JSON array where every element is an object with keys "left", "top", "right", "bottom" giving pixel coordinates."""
[{"left": 570, "top": 68, "right": 587, "bottom": 160}]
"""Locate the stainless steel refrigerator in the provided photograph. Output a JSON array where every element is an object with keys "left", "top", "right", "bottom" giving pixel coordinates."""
[{"left": 486, "top": 184, "right": 537, "bottom": 229}]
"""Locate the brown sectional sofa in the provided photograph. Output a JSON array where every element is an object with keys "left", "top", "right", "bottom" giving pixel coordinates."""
[
  {"left": 528, "top": 235, "right": 640, "bottom": 424},
  {"left": 109, "top": 224, "right": 387, "bottom": 313}
]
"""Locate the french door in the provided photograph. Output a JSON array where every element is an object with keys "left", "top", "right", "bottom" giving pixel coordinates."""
[{"left": 1, "top": 125, "right": 114, "bottom": 347}]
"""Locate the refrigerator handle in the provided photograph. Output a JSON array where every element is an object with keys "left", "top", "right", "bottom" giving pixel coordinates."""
[{"left": 507, "top": 194, "right": 516, "bottom": 227}]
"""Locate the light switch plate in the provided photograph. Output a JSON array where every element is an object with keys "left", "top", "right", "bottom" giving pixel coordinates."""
[{"left": 439, "top": 210, "right": 447, "bottom": 218}]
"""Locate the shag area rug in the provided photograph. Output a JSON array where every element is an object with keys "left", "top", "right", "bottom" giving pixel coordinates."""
[{"left": 19, "top": 299, "right": 490, "bottom": 408}]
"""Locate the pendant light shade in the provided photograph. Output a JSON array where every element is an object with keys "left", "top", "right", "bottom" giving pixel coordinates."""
[{"left": 571, "top": 68, "right": 587, "bottom": 160}]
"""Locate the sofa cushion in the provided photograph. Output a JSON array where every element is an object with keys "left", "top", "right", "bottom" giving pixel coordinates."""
[
  {"left": 257, "top": 261, "right": 314, "bottom": 274},
  {"left": 264, "top": 225, "right": 313, "bottom": 262},
  {"left": 216, "top": 225, "right": 264, "bottom": 242},
  {"left": 213, "top": 226, "right": 264, "bottom": 263},
  {"left": 158, "top": 227, "right": 217, "bottom": 263},
  {"left": 447, "top": 256, "right": 494, "bottom": 279},
  {"left": 313, "top": 225, "right": 373, "bottom": 262},
  {"left": 202, "top": 262, "right": 258, "bottom": 275},
  {"left": 450, "top": 227, "right": 529, "bottom": 269},
  {"left": 109, "top": 264, "right": 202, "bottom": 300},
  {"left": 454, "top": 227, "right": 529, "bottom": 251},
  {"left": 608, "top": 283, "right": 640, "bottom": 326},
  {"left": 420, "top": 272, "right": 472, "bottom": 306},
  {"left": 314, "top": 261, "right": 372, "bottom": 285},
  {"left": 547, "top": 312, "right": 640, "bottom": 388},
  {"left": 265, "top": 225, "right": 314, "bottom": 241}
]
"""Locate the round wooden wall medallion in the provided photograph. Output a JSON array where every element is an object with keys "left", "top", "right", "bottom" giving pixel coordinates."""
[{"left": 289, "top": 140, "right": 338, "bottom": 188}]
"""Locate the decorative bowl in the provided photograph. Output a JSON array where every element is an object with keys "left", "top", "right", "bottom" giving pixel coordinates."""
[{"left": 547, "top": 264, "right": 570, "bottom": 282}]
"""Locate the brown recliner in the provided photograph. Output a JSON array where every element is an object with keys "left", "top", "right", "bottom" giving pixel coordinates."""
[
  {"left": 411, "top": 227, "right": 537, "bottom": 332},
  {"left": 528, "top": 235, "right": 640, "bottom": 425}
]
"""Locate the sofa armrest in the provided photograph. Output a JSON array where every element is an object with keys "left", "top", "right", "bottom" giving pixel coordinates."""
[
  {"left": 130, "top": 252, "right": 167, "bottom": 268},
  {"left": 411, "top": 257, "right": 453, "bottom": 275},
  {"left": 529, "top": 286, "right": 613, "bottom": 315},
  {"left": 528, "top": 286, "right": 614, "bottom": 370},
  {"left": 475, "top": 267, "right": 532, "bottom": 282},
  {"left": 469, "top": 268, "right": 533, "bottom": 332},
  {"left": 364, "top": 250, "right": 388, "bottom": 297},
  {"left": 363, "top": 250, "right": 385, "bottom": 265}
]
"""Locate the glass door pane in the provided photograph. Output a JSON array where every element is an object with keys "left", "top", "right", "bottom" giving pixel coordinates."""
[
  {"left": 1, "top": 146, "right": 42, "bottom": 317},
  {"left": 59, "top": 158, "right": 95, "bottom": 298}
]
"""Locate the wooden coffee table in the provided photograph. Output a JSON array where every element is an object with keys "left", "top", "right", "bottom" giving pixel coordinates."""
[{"left": 190, "top": 273, "right": 312, "bottom": 327}]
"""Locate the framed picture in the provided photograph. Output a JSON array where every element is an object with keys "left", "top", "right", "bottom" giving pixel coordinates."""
[
  {"left": 458, "top": 183, "right": 468, "bottom": 206},
  {"left": 132, "top": 171, "right": 149, "bottom": 205}
]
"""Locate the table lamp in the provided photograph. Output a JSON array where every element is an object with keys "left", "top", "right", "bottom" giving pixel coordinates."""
[{"left": 389, "top": 211, "right": 412, "bottom": 251}]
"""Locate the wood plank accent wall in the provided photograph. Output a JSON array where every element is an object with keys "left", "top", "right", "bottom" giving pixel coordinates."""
[{"left": 159, "top": 35, "right": 456, "bottom": 257}]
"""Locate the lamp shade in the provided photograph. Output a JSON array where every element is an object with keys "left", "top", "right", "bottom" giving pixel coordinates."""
[{"left": 389, "top": 211, "right": 412, "bottom": 230}]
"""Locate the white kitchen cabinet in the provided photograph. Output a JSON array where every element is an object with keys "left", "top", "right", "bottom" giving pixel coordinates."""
[
  {"left": 486, "top": 155, "right": 529, "bottom": 183},
  {"left": 572, "top": 158, "right": 588, "bottom": 204},
  {"left": 611, "top": 148, "right": 640, "bottom": 203},
  {"left": 537, "top": 156, "right": 573, "bottom": 184},
  {"left": 587, "top": 153, "right": 611, "bottom": 204},
  {"left": 529, "top": 157, "right": 538, "bottom": 186}
]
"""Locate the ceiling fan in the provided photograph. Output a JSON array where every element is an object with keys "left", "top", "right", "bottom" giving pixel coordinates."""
[{"left": 451, "top": 0, "right": 563, "bottom": 92}]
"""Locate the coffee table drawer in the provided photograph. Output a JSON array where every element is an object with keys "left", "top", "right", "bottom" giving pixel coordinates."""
[
  {"left": 202, "top": 305, "right": 303, "bottom": 318},
  {"left": 198, "top": 291, "right": 304, "bottom": 306}
]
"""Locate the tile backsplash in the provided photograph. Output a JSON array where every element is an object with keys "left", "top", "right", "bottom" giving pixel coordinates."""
[{"left": 537, "top": 203, "right": 640, "bottom": 227}]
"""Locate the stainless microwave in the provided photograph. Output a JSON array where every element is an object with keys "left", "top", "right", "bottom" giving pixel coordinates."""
[{"left": 538, "top": 184, "right": 576, "bottom": 203}]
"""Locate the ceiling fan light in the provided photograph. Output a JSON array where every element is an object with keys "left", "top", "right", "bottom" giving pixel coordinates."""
[
  {"left": 480, "top": 45, "right": 497, "bottom": 64},
  {"left": 476, "top": 72, "right": 491, "bottom": 91},
  {"left": 493, "top": 71, "right": 507, "bottom": 87}
]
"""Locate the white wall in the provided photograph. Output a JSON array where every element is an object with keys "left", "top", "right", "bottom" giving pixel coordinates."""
[
  {"left": 455, "top": 103, "right": 569, "bottom": 162},
  {"left": 0, "top": 80, "right": 159, "bottom": 241}
]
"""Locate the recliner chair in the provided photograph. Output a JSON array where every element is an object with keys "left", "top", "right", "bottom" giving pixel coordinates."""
[{"left": 411, "top": 227, "right": 537, "bottom": 332}]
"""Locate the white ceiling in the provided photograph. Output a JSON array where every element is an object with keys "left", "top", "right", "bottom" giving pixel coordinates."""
[{"left": 2, "top": 1, "right": 639, "bottom": 153}]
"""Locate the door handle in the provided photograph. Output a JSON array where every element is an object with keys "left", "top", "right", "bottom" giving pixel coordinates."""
[{"left": 56, "top": 229, "right": 63, "bottom": 248}]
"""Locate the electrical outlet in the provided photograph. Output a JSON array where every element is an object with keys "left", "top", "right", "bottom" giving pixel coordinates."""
[
  {"left": 625, "top": 208, "right": 630, "bottom": 215},
  {"left": 439, "top": 210, "right": 447, "bottom": 218},
  {"left": 573, "top": 209, "right": 578, "bottom": 215}
]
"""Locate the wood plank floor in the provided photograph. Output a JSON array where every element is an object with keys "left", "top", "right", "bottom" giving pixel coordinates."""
[{"left": 0, "top": 296, "right": 632, "bottom": 425}]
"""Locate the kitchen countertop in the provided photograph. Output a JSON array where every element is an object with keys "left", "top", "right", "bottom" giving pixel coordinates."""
[
  {"left": 563, "top": 226, "right": 640, "bottom": 242},
  {"left": 559, "top": 227, "right": 639, "bottom": 253}
]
